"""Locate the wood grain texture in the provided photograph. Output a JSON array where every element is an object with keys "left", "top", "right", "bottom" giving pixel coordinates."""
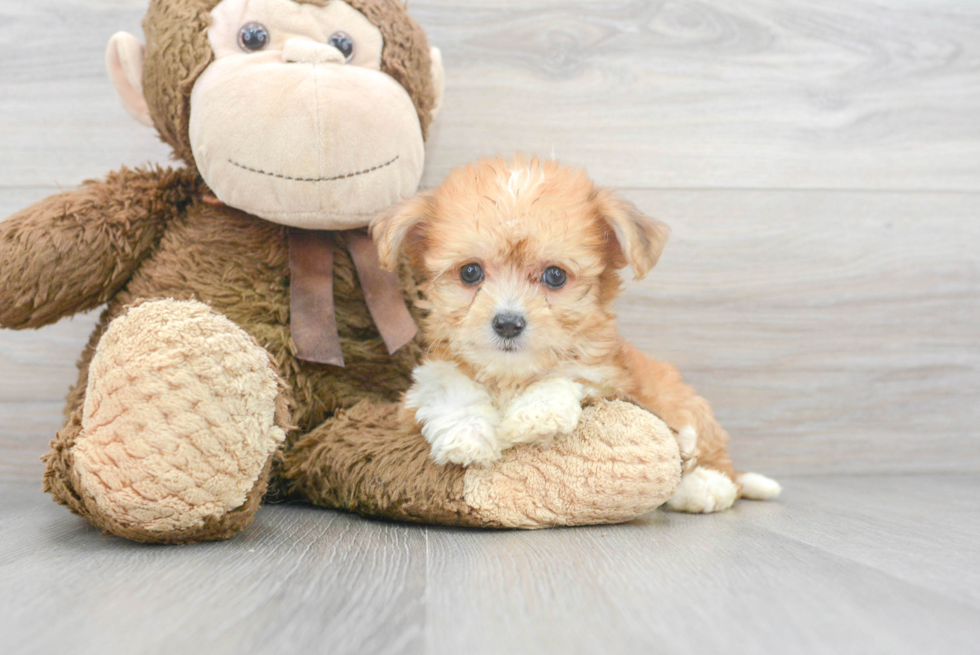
[
  {"left": 420, "top": 0, "right": 980, "bottom": 190},
  {"left": 2, "top": 476, "right": 978, "bottom": 654},
  {"left": 425, "top": 475, "right": 980, "bottom": 654},
  {"left": 1, "top": 0, "right": 979, "bottom": 190},
  {"left": 618, "top": 189, "right": 980, "bottom": 475},
  {"left": 0, "top": 481, "right": 427, "bottom": 655}
]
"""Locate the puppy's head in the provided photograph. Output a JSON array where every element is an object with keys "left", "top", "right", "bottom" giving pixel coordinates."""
[{"left": 371, "top": 154, "right": 669, "bottom": 378}]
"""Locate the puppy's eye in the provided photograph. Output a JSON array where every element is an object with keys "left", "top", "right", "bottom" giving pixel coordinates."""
[
  {"left": 328, "top": 31, "right": 355, "bottom": 61},
  {"left": 460, "top": 263, "right": 485, "bottom": 286},
  {"left": 238, "top": 22, "right": 270, "bottom": 52},
  {"left": 542, "top": 266, "right": 568, "bottom": 289}
]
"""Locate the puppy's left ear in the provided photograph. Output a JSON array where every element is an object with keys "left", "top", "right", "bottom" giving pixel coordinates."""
[
  {"left": 370, "top": 192, "right": 435, "bottom": 271},
  {"left": 595, "top": 189, "right": 670, "bottom": 280}
]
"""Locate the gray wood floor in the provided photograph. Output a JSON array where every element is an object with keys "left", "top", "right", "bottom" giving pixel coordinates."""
[
  {"left": 3, "top": 476, "right": 979, "bottom": 654},
  {"left": 1, "top": 1, "right": 978, "bottom": 653}
]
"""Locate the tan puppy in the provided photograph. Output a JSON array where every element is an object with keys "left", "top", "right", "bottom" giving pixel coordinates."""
[{"left": 371, "top": 155, "right": 780, "bottom": 513}]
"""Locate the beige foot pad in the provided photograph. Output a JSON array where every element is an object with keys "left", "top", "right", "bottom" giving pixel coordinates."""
[
  {"left": 73, "top": 299, "right": 287, "bottom": 535},
  {"left": 463, "top": 399, "right": 682, "bottom": 528}
]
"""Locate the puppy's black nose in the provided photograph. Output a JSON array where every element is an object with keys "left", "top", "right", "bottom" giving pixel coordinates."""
[{"left": 492, "top": 313, "right": 526, "bottom": 339}]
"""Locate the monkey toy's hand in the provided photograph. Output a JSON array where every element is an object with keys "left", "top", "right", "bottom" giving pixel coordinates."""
[{"left": 0, "top": 167, "right": 199, "bottom": 330}]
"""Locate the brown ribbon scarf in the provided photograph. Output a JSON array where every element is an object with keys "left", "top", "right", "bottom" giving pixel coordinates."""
[{"left": 288, "top": 228, "right": 417, "bottom": 367}]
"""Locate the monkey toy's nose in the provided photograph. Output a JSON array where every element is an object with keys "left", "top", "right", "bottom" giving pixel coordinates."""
[
  {"left": 492, "top": 313, "right": 526, "bottom": 340},
  {"left": 282, "top": 38, "right": 346, "bottom": 65}
]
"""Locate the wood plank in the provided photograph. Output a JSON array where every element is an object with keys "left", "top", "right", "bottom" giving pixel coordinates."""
[
  {"left": 3, "top": 476, "right": 978, "bottom": 654},
  {"left": 747, "top": 475, "right": 980, "bottom": 609},
  {"left": 0, "top": 481, "right": 426, "bottom": 655},
  {"left": 424, "top": 475, "right": 980, "bottom": 655},
  {"left": 0, "top": 1, "right": 172, "bottom": 188},
  {"left": 0, "top": 403, "right": 71, "bottom": 483},
  {"left": 615, "top": 189, "right": 980, "bottom": 475},
  {"left": 1, "top": 1, "right": 979, "bottom": 190}
]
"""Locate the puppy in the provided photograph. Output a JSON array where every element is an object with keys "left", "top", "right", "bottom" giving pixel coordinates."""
[{"left": 371, "top": 155, "right": 780, "bottom": 513}]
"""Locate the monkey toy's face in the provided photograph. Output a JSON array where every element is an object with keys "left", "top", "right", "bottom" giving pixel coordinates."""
[
  {"left": 108, "top": 0, "right": 444, "bottom": 230},
  {"left": 191, "top": 0, "right": 435, "bottom": 228}
]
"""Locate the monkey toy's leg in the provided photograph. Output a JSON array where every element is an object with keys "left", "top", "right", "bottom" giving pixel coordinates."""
[
  {"left": 43, "top": 299, "right": 291, "bottom": 544},
  {"left": 280, "top": 398, "right": 682, "bottom": 529}
]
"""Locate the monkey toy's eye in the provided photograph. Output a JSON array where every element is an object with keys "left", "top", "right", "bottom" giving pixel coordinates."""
[
  {"left": 460, "top": 263, "right": 485, "bottom": 286},
  {"left": 542, "top": 266, "right": 568, "bottom": 290},
  {"left": 328, "top": 31, "right": 355, "bottom": 62},
  {"left": 238, "top": 22, "right": 271, "bottom": 52}
]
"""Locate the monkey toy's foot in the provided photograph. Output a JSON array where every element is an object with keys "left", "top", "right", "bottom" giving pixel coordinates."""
[{"left": 43, "top": 299, "right": 290, "bottom": 543}]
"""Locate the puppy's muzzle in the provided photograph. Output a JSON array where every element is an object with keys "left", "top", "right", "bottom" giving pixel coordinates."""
[{"left": 492, "top": 313, "right": 526, "bottom": 340}]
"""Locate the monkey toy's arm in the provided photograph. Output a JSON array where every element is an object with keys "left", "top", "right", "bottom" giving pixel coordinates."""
[{"left": 0, "top": 166, "right": 200, "bottom": 329}]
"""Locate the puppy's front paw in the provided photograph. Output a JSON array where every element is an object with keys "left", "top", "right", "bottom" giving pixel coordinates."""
[
  {"left": 422, "top": 410, "right": 501, "bottom": 467},
  {"left": 676, "top": 425, "right": 699, "bottom": 473},
  {"left": 677, "top": 425, "right": 698, "bottom": 460},
  {"left": 499, "top": 379, "right": 584, "bottom": 446},
  {"left": 666, "top": 466, "right": 738, "bottom": 514}
]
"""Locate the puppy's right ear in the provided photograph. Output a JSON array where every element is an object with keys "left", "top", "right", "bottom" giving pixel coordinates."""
[{"left": 370, "top": 192, "right": 435, "bottom": 271}]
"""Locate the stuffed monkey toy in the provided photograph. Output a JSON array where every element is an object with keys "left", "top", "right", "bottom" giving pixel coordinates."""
[{"left": 0, "top": 0, "right": 682, "bottom": 544}]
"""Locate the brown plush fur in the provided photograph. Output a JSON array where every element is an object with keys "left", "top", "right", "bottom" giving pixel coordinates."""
[
  {"left": 24, "top": 170, "right": 428, "bottom": 540},
  {"left": 0, "top": 167, "right": 202, "bottom": 329},
  {"left": 281, "top": 400, "right": 479, "bottom": 525},
  {"left": 282, "top": 396, "right": 682, "bottom": 529},
  {"left": 3, "top": 0, "right": 437, "bottom": 541}
]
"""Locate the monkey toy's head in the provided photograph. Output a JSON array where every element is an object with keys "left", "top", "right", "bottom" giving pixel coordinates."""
[{"left": 108, "top": 0, "right": 444, "bottom": 229}]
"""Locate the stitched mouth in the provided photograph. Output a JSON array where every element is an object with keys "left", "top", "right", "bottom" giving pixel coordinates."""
[{"left": 228, "top": 155, "right": 399, "bottom": 183}]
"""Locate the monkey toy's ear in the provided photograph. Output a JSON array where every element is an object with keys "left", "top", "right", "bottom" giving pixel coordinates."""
[
  {"left": 106, "top": 32, "right": 154, "bottom": 128},
  {"left": 429, "top": 47, "right": 446, "bottom": 121}
]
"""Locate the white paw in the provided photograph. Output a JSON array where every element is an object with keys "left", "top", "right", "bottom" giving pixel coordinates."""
[
  {"left": 737, "top": 472, "right": 782, "bottom": 500},
  {"left": 422, "top": 410, "right": 501, "bottom": 467},
  {"left": 677, "top": 425, "right": 698, "bottom": 459},
  {"left": 666, "top": 466, "right": 738, "bottom": 514},
  {"left": 499, "top": 380, "right": 584, "bottom": 446},
  {"left": 405, "top": 360, "right": 503, "bottom": 467}
]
